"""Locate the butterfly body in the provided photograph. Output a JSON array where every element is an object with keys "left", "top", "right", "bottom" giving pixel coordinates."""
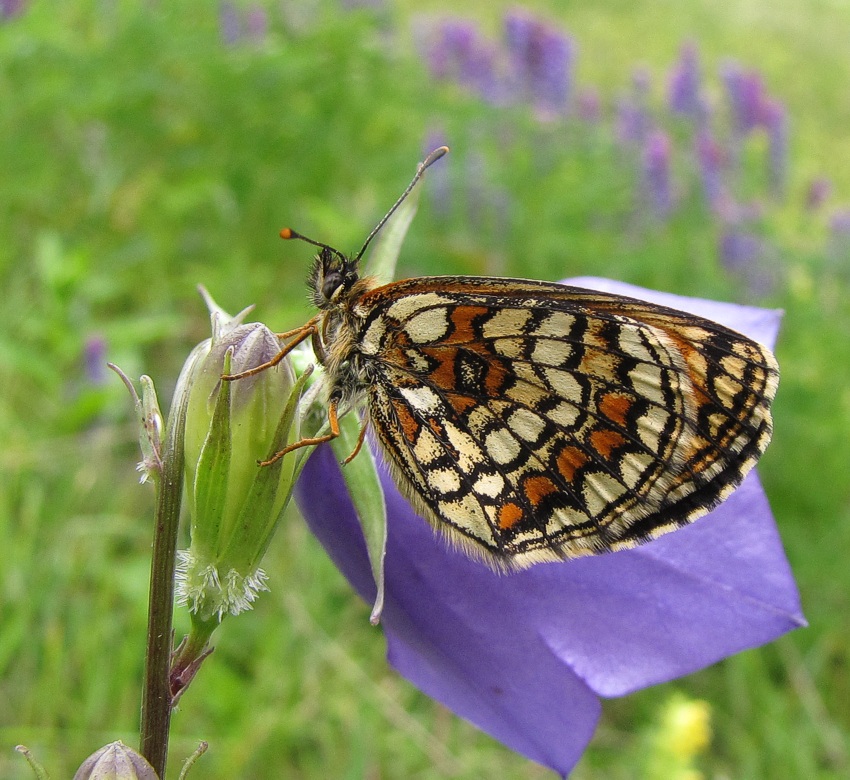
[{"left": 306, "top": 246, "right": 779, "bottom": 570}]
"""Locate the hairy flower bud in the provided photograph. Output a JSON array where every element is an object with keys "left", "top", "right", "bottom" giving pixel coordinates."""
[{"left": 174, "top": 292, "right": 304, "bottom": 622}]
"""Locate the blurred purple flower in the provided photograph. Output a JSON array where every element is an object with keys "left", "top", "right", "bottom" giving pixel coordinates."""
[
  {"left": 424, "top": 19, "right": 502, "bottom": 105},
  {"left": 827, "top": 208, "right": 850, "bottom": 274},
  {"left": 83, "top": 334, "right": 109, "bottom": 386},
  {"left": 576, "top": 87, "right": 601, "bottom": 124},
  {"left": 246, "top": 5, "right": 268, "bottom": 41},
  {"left": 616, "top": 97, "right": 648, "bottom": 145},
  {"left": 219, "top": 1, "right": 241, "bottom": 45},
  {"left": 642, "top": 130, "right": 674, "bottom": 216},
  {"left": 219, "top": 2, "right": 267, "bottom": 45},
  {"left": 616, "top": 69, "right": 652, "bottom": 146},
  {"left": 719, "top": 222, "right": 776, "bottom": 296},
  {"left": 720, "top": 226, "right": 763, "bottom": 272},
  {"left": 504, "top": 11, "right": 575, "bottom": 118},
  {"left": 0, "top": 0, "right": 25, "bottom": 19},
  {"left": 668, "top": 42, "right": 703, "bottom": 118},
  {"left": 722, "top": 62, "right": 767, "bottom": 135},
  {"left": 695, "top": 129, "right": 725, "bottom": 208},
  {"left": 762, "top": 98, "right": 788, "bottom": 199},
  {"left": 805, "top": 177, "right": 831, "bottom": 211},
  {"left": 296, "top": 278, "right": 803, "bottom": 776},
  {"left": 829, "top": 207, "right": 850, "bottom": 239}
]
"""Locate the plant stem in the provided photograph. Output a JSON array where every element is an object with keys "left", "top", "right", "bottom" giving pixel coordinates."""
[{"left": 140, "top": 391, "right": 188, "bottom": 778}]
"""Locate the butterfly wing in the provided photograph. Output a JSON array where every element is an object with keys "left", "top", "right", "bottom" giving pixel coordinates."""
[{"left": 355, "top": 276, "right": 778, "bottom": 570}]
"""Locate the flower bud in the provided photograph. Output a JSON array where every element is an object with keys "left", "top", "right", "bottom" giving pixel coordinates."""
[
  {"left": 175, "top": 292, "right": 305, "bottom": 622},
  {"left": 72, "top": 741, "right": 158, "bottom": 780}
]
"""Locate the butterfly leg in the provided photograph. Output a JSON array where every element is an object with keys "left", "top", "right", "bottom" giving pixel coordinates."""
[
  {"left": 258, "top": 398, "right": 341, "bottom": 467},
  {"left": 341, "top": 419, "right": 369, "bottom": 465},
  {"left": 222, "top": 316, "right": 320, "bottom": 381}
]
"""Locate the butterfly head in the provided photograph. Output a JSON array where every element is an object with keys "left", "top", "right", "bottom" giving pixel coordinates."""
[
  {"left": 280, "top": 228, "right": 359, "bottom": 311},
  {"left": 281, "top": 147, "right": 450, "bottom": 313},
  {"left": 308, "top": 246, "right": 360, "bottom": 310}
]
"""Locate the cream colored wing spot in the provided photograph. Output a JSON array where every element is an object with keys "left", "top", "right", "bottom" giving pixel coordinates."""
[
  {"left": 404, "top": 306, "right": 452, "bottom": 344},
  {"left": 531, "top": 338, "right": 574, "bottom": 366},
  {"left": 481, "top": 307, "right": 533, "bottom": 339},
  {"left": 484, "top": 427, "right": 523, "bottom": 465},
  {"left": 385, "top": 292, "right": 454, "bottom": 321},
  {"left": 531, "top": 311, "right": 576, "bottom": 338},
  {"left": 399, "top": 384, "right": 443, "bottom": 415},
  {"left": 508, "top": 407, "right": 547, "bottom": 443},
  {"left": 427, "top": 467, "right": 463, "bottom": 494},
  {"left": 472, "top": 470, "right": 506, "bottom": 498}
]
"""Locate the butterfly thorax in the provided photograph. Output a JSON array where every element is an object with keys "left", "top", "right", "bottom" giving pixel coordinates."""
[{"left": 309, "top": 247, "right": 380, "bottom": 409}]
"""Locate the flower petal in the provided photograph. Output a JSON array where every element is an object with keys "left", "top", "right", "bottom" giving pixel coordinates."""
[{"left": 297, "top": 446, "right": 601, "bottom": 775}]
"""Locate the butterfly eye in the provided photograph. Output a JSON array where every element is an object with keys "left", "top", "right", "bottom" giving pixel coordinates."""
[{"left": 322, "top": 270, "right": 343, "bottom": 301}]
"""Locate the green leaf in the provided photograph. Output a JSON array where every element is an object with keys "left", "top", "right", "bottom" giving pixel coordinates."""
[
  {"left": 330, "top": 411, "right": 388, "bottom": 625},
  {"left": 362, "top": 184, "right": 421, "bottom": 285}
]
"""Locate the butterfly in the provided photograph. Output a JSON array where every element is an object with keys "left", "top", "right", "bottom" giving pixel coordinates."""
[{"left": 228, "top": 147, "right": 779, "bottom": 571}]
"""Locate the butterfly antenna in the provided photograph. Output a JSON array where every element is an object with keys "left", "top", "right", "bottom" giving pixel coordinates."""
[
  {"left": 354, "top": 146, "right": 449, "bottom": 263},
  {"left": 279, "top": 227, "right": 347, "bottom": 262}
]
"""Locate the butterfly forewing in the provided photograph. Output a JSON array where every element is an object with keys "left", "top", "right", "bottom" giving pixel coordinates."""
[{"left": 353, "top": 276, "right": 777, "bottom": 569}]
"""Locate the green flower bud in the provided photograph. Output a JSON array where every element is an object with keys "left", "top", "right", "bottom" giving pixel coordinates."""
[
  {"left": 174, "top": 292, "right": 305, "bottom": 622},
  {"left": 72, "top": 741, "right": 158, "bottom": 780}
]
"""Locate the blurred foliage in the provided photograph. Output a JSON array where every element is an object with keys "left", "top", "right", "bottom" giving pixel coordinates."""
[{"left": 1, "top": 1, "right": 849, "bottom": 778}]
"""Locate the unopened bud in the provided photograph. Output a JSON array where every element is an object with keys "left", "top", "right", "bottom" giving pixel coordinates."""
[{"left": 72, "top": 741, "right": 158, "bottom": 780}]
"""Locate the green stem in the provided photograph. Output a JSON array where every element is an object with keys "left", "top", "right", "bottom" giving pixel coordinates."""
[{"left": 140, "top": 390, "right": 188, "bottom": 778}]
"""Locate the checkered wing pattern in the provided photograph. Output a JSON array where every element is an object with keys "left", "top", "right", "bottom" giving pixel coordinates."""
[{"left": 356, "top": 276, "right": 778, "bottom": 569}]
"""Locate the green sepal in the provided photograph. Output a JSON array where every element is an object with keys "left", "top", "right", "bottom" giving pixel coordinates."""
[
  {"left": 192, "top": 349, "right": 233, "bottom": 559},
  {"left": 330, "top": 411, "right": 387, "bottom": 625},
  {"left": 228, "top": 365, "right": 314, "bottom": 573}
]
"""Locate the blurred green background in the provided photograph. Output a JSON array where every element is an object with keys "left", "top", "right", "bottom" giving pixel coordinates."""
[{"left": 2, "top": 0, "right": 849, "bottom": 777}]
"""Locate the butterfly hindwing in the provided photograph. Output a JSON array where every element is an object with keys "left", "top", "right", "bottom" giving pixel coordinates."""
[{"left": 356, "top": 276, "right": 778, "bottom": 569}]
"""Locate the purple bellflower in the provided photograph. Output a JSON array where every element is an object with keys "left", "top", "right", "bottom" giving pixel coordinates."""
[{"left": 295, "top": 277, "right": 804, "bottom": 776}]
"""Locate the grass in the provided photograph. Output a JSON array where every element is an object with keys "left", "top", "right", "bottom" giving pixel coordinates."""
[{"left": 1, "top": 1, "right": 849, "bottom": 777}]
